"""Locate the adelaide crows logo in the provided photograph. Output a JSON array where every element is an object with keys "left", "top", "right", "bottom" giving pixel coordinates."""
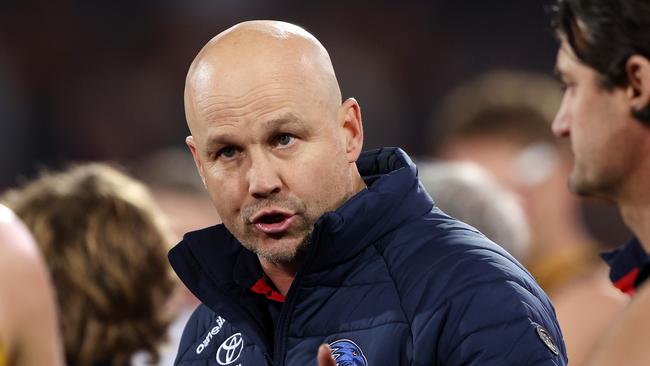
[{"left": 329, "top": 339, "right": 368, "bottom": 366}]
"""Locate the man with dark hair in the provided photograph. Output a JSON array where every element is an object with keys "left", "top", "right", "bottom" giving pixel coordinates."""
[
  {"left": 434, "top": 70, "right": 628, "bottom": 365},
  {"left": 170, "top": 20, "right": 568, "bottom": 365},
  {"left": 551, "top": 0, "right": 650, "bottom": 364}
]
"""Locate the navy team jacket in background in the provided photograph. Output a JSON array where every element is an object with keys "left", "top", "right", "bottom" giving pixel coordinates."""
[{"left": 169, "top": 147, "right": 568, "bottom": 366}]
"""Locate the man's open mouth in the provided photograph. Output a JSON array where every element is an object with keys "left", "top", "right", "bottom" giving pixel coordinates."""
[
  {"left": 251, "top": 210, "right": 296, "bottom": 234},
  {"left": 257, "top": 213, "right": 288, "bottom": 224}
]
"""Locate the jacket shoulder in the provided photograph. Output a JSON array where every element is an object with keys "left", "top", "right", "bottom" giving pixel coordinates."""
[
  {"left": 379, "top": 208, "right": 545, "bottom": 314},
  {"left": 375, "top": 210, "right": 567, "bottom": 365},
  {"left": 379, "top": 209, "right": 528, "bottom": 284}
]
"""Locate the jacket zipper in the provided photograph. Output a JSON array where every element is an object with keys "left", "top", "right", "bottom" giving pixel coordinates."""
[{"left": 272, "top": 227, "right": 323, "bottom": 365}]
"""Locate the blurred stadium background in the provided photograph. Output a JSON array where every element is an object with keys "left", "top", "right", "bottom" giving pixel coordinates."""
[{"left": 0, "top": 0, "right": 631, "bottom": 244}]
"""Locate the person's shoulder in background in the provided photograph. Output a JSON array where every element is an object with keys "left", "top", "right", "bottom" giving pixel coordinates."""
[
  {"left": 585, "top": 278, "right": 650, "bottom": 366},
  {"left": 0, "top": 205, "right": 64, "bottom": 366}
]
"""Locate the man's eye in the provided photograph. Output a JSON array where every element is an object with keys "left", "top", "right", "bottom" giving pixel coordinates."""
[
  {"left": 560, "top": 81, "right": 575, "bottom": 92},
  {"left": 218, "top": 146, "right": 237, "bottom": 159},
  {"left": 276, "top": 134, "right": 294, "bottom": 146}
]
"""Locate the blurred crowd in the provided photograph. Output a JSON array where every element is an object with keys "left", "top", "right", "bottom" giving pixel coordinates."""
[
  {"left": 0, "top": 0, "right": 556, "bottom": 185},
  {"left": 0, "top": 1, "right": 639, "bottom": 365}
]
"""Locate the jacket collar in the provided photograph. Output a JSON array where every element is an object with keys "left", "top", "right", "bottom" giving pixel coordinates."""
[
  {"left": 602, "top": 237, "right": 649, "bottom": 295},
  {"left": 300, "top": 147, "right": 433, "bottom": 274}
]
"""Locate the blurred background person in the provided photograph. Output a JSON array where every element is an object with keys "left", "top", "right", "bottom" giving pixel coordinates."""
[
  {"left": 0, "top": 204, "right": 65, "bottom": 366},
  {"left": 130, "top": 147, "right": 221, "bottom": 366},
  {"left": 417, "top": 160, "right": 530, "bottom": 262},
  {"left": 2, "top": 164, "right": 177, "bottom": 366},
  {"left": 431, "top": 70, "right": 629, "bottom": 365}
]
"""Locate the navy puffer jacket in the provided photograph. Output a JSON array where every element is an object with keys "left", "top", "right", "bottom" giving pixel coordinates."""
[{"left": 169, "top": 148, "right": 568, "bottom": 366}]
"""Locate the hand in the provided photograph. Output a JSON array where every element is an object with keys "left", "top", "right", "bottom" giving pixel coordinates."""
[{"left": 317, "top": 344, "right": 337, "bottom": 366}]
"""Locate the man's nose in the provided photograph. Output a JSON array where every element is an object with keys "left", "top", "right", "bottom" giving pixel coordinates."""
[
  {"left": 247, "top": 154, "right": 282, "bottom": 198},
  {"left": 551, "top": 104, "right": 571, "bottom": 138}
]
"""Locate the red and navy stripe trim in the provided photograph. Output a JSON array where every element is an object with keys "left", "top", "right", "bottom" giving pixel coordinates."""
[{"left": 602, "top": 238, "right": 648, "bottom": 295}]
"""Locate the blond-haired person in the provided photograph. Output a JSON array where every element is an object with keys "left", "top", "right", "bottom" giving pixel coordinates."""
[{"left": 3, "top": 164, "right": 176, "bottom": 366}]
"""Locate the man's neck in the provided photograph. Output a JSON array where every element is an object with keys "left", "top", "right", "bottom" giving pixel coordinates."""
[
  {"left": 617, "top": 154, "right": 650, "bottom": 252},
  {"left": 619, "top": 201, "right": 650, "bottom": 253},
  {"left": 258, "top": 256, "right": 303, "bottom": 296}
]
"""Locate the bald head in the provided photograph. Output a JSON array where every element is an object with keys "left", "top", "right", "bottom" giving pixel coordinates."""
[{"left": 184, "top": 20, "right": 342, "bottom": 133}]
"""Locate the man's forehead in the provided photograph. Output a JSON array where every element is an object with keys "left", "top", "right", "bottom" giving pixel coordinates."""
[
  {"left": 555, "top": 42, "right": 576, "bottom": 73},
  {"left": 208, "top": 112, "right": 303, "bottom": 132},
  {"left": 188, "top": 45, "right": 326, "bottom": 106},
  {"left": 200, "top": 113, "right": 308, "bottom": 144},
  {"left": 186, "top": 58, "right": 319, "bottom": 130},
  {"left": 554, "top": 49, "right": 568, "bottom": 75}
]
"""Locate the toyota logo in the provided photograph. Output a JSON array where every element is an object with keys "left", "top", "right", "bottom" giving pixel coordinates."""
[{"left": 216, "top": 333, "right": 244, "bottom": 365}]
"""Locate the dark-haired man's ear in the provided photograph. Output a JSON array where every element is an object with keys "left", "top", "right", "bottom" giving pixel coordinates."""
[{"left": 626, "top": 55, "right": 650, "bottom": 114}]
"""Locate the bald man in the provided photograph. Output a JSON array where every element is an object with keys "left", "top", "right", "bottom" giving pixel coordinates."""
[
  {"left": 0, "top": 205, "right": 64, "bottom": 366},
  {"left": 169, "top": 20, "right": 567, "bottom": 366}
]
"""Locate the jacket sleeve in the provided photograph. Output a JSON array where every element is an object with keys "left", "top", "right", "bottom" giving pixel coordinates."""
[
  {"left": 436, "top": 280, "right": 568, "bottom": 365},
  {"left": 422, "top": 248, "right": 569, "bottom": 366}
]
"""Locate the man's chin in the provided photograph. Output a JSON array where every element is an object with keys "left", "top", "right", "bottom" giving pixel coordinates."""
[
  {"left": 569, "top": 175, "right": 591, "bottom": 196},
  {"left": 568, "top": 171, "right": 613, "bottom": 201},
  {"left": 245, "top": 234, "right": 311, "bottom": 264}
]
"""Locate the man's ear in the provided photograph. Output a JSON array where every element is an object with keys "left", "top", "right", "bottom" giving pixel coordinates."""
[
  {"left": 186, "top": 135, "right": 207, "bottom": 188},
  {"left": 626, "top": 55, "right": 650, "bottom": 116},
  {"left": 338, "top": 98, "right": 364, "bottom": 163}
]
